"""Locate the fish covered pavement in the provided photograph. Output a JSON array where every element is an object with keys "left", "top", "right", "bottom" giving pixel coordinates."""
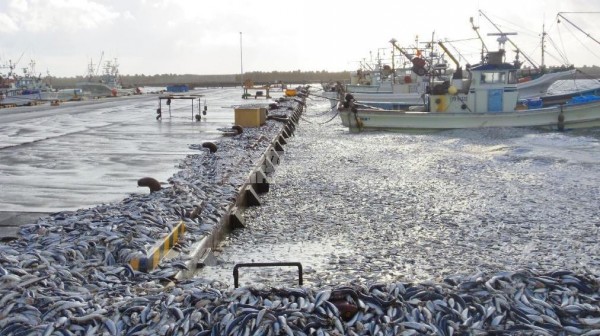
[{"left": 1, "top": 94, "right": 600, "bottom": 335}]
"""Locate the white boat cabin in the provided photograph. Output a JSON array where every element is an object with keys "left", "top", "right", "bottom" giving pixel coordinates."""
[{"left": 429, "top": 51, "right": 521, "bottom": 113}]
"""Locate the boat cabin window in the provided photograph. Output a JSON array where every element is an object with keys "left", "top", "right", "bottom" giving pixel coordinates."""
[
  {"left": 507, "top": 70, "right": 517, "bottom": 84},
  {"left": 480, "top": 71, "right": 506, "bottom": 84},
  {"left": 479, "top": 70, "right": 518, "bottom": 85}
]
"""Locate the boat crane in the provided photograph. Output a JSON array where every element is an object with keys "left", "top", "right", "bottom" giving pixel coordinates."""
[
  {"left": 470, "top": 16, "right": 488, "bottom": 63},
  {"left": 557, "top": 12, "right": 600, "bottom": 47}
]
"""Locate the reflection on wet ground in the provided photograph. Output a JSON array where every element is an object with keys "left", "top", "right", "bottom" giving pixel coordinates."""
[{"left": 0, "top": 88, "right": 269, "bottom": 213}]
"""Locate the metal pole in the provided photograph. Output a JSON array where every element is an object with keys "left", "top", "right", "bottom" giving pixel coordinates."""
[{"left": 240, "top": 32, "right": 244, "bottom": 89}]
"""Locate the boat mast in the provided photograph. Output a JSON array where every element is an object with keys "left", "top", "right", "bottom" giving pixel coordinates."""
[
  {"left": 391, "top": 42, "right": 395, "bottom": 84},
  {"left": 96, "top": 51, "right": 104, "bottom": 77},
  {"left": 541, "top": 23, "right": 546, "bottom": 69},
  {"left": 86, "top": 60, "right": 94, "bottom": 81}
]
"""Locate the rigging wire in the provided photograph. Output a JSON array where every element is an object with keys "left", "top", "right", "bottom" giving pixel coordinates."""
[
  {"left": 557, "top": 12, "right": 600, "bottom": 46},
  {"left": 546, "top": 36, "right": 571, "bottom": 64},
  {"left": 556, "top": 12, "right": 600, "bottom": 63},
  {"left": 557, "top": 16, "right": 600, "bottom": 64},
  {"left": 555, "top": 17, "right": 571, "bottom": 65}
]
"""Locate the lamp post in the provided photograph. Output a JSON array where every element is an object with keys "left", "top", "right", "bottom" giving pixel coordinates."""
[{"left": 240, "top": 32, "right": 243, "bottom": 89}]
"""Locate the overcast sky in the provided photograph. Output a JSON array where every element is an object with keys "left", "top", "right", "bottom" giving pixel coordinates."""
[{"left": 1, "top": 0, "right": 599, "bottom": 78}]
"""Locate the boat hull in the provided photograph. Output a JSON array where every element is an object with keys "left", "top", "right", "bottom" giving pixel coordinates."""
[
  {"left": 77, "top": 82, "right": 134, "bottom": 98},
  {"left": 0, "top": 91, "right": 58, "bottom": 106},
  {"left": 339, "top": 100, "right": 600, "bottom": 132},
  {"left": 323, "top": 91, "right": 425, "bottom": 109}
]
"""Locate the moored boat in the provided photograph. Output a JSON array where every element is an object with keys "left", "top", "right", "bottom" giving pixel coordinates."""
[
  {"left": 77, "top": 58, "right": 134, "bottom": 98},
  {"left": 337, "top": 44, "right": 600, "bottom": 133},
  {"left": 0, "top": 60, "right": 58, "bottom": 106},
  {"left": 321, "top": 40, "right": 450, "bottom": 109},
  {"left": 324, "top": 39, "right": 575, "bottom": 111}
]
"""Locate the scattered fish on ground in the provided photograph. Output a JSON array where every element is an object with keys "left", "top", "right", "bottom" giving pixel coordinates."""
[{"left": 1, "top": 91, "right": 599, "bottom": 335}]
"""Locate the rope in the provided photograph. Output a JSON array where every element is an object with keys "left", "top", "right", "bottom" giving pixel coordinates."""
[
  {"left": 299, "top": 104, "right": 339, "bottom": 125},
  {"left": 307, "top": 91, "right": 339, "bottom": 101},
  {"left": 304, "top": 106, "right": 338, "bottom": 117},
  {"left": 316, "top": 109, "right": 339, "bottom": 125},
  {"left": 299, "top": 115, "right": 314, "bottom": 124},
  {"left": 351, "top": 104, "right": 363, "bottom": 131}
]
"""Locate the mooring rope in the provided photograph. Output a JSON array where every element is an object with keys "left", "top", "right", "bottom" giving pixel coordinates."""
[
  {"left": 304, "top": 105, "right": 339, "bottom": 117},
  {"left": 317, "top": 109, "right": 340, "bottom": 125},
  {"left": 307, "top": 92, "right": 338, "bottom": 100}
]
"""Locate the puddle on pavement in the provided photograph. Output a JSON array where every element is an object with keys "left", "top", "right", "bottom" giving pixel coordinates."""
[{"left": 196, "top": 239, "right": 353, "bottom": 288}]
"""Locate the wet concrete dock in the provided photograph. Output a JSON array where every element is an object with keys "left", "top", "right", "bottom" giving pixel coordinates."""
[{"left": 0, "top": 212, "right": 47, "bottom": 241}]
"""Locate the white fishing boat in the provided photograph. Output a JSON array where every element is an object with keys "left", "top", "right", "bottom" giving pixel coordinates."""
[
  {"left": 0, "top": 60, "right": 58, "bottom": 106},
  {"left": 322, "top": 40, "right": 452, "bottom": 109},
  {"left": 328, "top": 15, "right": 580, "bottom": 111},
  {"left": 341, "top": 68, "right": 577, "bottom": 112},
  {"left": 77, "top": 57, "right": 134, "bottom": 98},
  {"left": 324, "top": 46, "right": 574, "bottom": 111},
  {"left": 337, "top": 43, "right": 600, "bottom": 133}
]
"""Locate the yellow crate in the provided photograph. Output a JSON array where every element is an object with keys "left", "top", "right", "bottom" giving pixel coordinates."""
[{"left": 234, "top": 108, "right": 266, "bottom": 127}]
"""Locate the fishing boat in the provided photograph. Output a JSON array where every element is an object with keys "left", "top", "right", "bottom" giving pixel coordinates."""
[
  {"left": 337, "top": 37, "right": 600, "bottom": 133},
  {"left": 77, "top": 57, "right": 134, "bottom": 98},
  {"left": 322, "top": 40, "right": 452, "bottom": 109},
  {"left": 0, "top": 64, "right": 14, "bottom": 102},
  {"left": 0, "top": 60, "right": 58, "bottom": 106},
  {"left": 323, "top": 36, "right": 575, "bottom": 111}
]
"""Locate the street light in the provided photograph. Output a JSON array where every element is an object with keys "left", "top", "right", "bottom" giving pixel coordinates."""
[{"left": 240, "top": 32, "right": 243, "bottom": 88}]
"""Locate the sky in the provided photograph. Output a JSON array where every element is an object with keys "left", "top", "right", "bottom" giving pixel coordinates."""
[{"left": 1, "top": 0, "right": 600, "bottom": 78}]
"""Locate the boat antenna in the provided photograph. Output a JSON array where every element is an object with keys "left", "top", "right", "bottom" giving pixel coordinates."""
[
  {"left": 479, "top": 10, "right": 538, "bottom": 69},
  {"left": 557, "top": 12, "right": 600, "bottom": 47}
]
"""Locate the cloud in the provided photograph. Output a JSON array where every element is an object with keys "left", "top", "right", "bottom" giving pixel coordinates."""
[
  {"left": 0, "top": 13, "right": 19, "bottom": 33},
  {"left": 3, "top": 0, "right": 121, "bottom": 33}
]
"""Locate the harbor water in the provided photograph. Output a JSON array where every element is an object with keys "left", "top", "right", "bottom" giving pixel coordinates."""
[{"left": 0, "top": 87, "right": 275, "bottom": 213}]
